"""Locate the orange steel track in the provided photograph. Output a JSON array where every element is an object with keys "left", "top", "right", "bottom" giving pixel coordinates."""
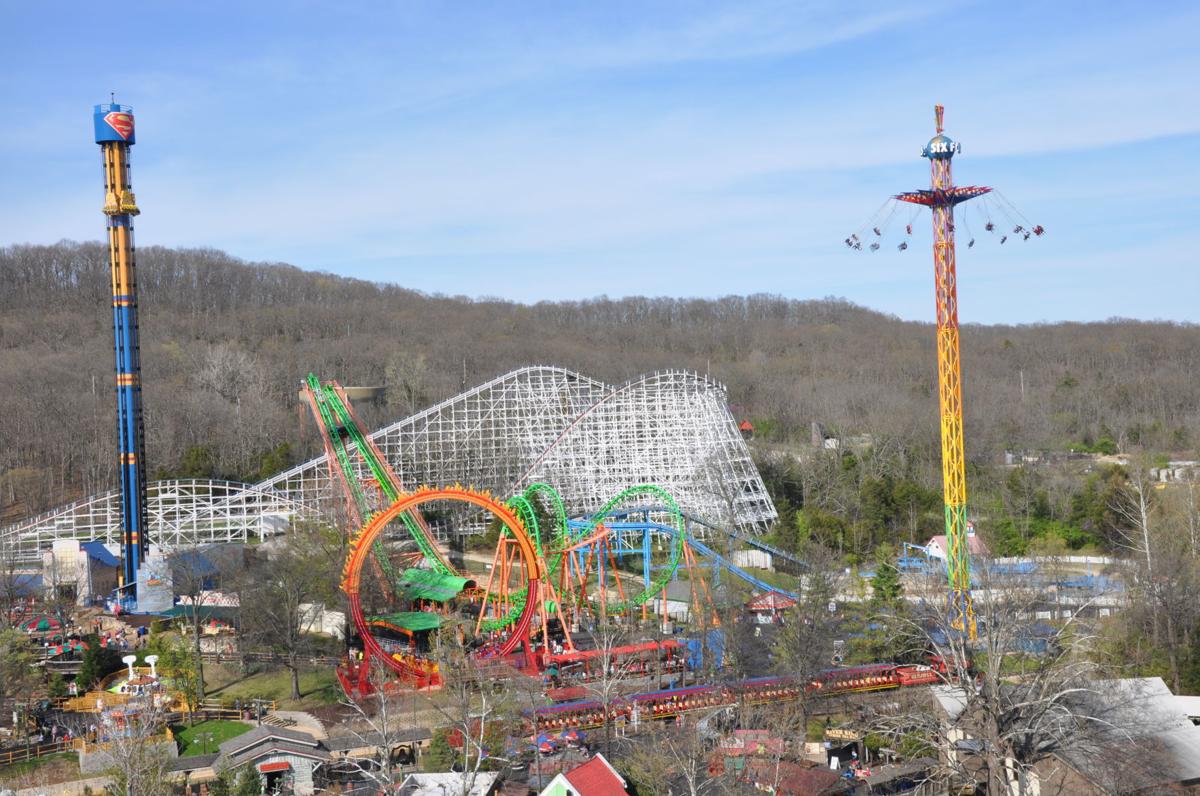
[{"left": 342, "top": 486, "right": 543, "bottom": 685}]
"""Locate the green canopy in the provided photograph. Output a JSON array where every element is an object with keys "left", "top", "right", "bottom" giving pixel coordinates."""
[
  {"left": 368, "top": 611, "right": 442, "bottom": 633},
  {"left": 395, "top": 568, "right": 473, "bottom": 603},
  {"left": 21, "top": 615, "right": 61, "bottom": 632}
]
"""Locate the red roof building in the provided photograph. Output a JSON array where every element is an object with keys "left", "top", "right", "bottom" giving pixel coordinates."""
[
  {"left": 741, "top": 760, "right": 853, "bottom": 796},
  {"left": 541, "top": 753, "right": 628, "bottom": 795},
  {"left": 718, "top": 729, "right": 792, "bottom": 758},
  {"left": 746, "top": 591, "right": 797, "bottom": 613}
]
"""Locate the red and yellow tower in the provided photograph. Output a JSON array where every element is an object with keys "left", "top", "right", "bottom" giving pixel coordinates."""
[{"left": 895, "top": 106, "right": 990, "bottom": 637}]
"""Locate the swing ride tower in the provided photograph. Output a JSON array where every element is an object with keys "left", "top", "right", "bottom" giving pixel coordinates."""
[
  {"left": 94, "top": 101, "right": 148, "bottom": 598},
  {"left": 894, "top": 105, "right": 990, "bottom": 638}
]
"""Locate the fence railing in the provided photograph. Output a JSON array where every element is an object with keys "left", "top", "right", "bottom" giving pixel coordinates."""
[
  {"left": 199, "top": 650, "right": 342, "bottom": 666},
  {"left": 190, "top": 698, "right": 278, "bottom": 719},
  {"left": 72, "top": 728, "right": 174, "bottom": 755},
  {"left": 0, "top": 740, "right": 74, "bottom": 767},
  {"left": 991, "top": 555, "right": 1117, "bottom": 566},
  {"left": 62, "top": 690, "right": 131, "bottom": 713}
]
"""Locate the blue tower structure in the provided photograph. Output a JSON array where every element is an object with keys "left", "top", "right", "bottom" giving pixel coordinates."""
[{"left": 94, "top": 102, "right": 147, "bottom": 599}]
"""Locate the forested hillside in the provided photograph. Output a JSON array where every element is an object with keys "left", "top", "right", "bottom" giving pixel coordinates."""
[{"left": 2, "top": 241, "right": 1198, "bottom": 523}]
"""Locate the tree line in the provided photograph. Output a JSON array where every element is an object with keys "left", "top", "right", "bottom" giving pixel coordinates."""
[{"left": 2, "top": 240, "right": 1198, "bottom": 521}]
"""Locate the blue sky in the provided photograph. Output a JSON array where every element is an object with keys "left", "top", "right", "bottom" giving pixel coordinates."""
[{"left": 3, "top": 0, "right": 1198, "bottom": 323}]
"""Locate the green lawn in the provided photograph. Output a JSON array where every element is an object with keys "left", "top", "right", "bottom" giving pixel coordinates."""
[
  {"left": 746, "top": 567, "right": 800, "bottom": 592},
  {"left": 174, "top": 720, "right": 253, "bottom": 757},
  {"left": 205, "top": 664, "right": 341, "bottom": 710}
]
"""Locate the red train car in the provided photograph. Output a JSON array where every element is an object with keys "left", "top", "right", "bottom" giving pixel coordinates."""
[
  {"left": 544, "top": 639, "right": 686, "bottom": 685},
  {"left": 895, "top": 664, "right": 940, "bottom": 686},
  {"left": 531, "top": 661, "right": 947, "bottom": 732}
]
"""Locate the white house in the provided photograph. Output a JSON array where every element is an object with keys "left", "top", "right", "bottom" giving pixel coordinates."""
[{"left": 923, "top": 526, "right": 988, "bottom": 562}]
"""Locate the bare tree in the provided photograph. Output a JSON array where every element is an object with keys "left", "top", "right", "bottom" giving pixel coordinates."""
[
  {"left": 95, "top": 702, "right": 176, "bottom": 796},
  {"left": 8, "top": 240, "right": 1200, "bottom": 520},
  {"left": 864, "top": 563, "right": 1127, "bottom": 795},
  {"left": 578, "top": 621, "right": 643, "bottom": 758},
  {"left": 622, "top": 721, "right": 723, "bottom": 796},
  {"left": 332, "top": 666, "right": 422, "bottom": 790},
  {"left": 733, "top": 703, "right": 824, "bottom": 796},
  {"left": 40, "top": 548, "right": 82, "bottom": 632},
  {"left": 241, "top": 528, "right": 335, "bottom": 700},
  {"left": 164, "top": 541, "right": 245, "bottom": 704},
  {"left": 711, "top": 581, "right": 769, "bottom": 681},
  {"left": 0, "top": 538, "right": 35, "bottom": 632},
  {"left": 424, "top": 629, "right": 518, "bottom": 796},
  {"left": 385, "top": 350, "right": 431, "bottom": 417},
  {"left": 508, "top": 671, "right": 553, "bottom": 791},
  {"left": 1105, "top": 480, "right": 1200, "bottom": 694},
  {"left": 769, "top": 544, "right": 842, "bottom": 740},
  {"left": 1109, "top": 462, "right": 1157, "bottom": 581}
]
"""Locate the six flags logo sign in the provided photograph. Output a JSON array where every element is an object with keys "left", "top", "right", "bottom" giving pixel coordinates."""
[{"left": 104, "top": 111, "right": 134, "bottom": 140}]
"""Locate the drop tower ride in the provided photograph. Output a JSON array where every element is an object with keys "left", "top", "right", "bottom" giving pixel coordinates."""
[{"left": 94, "top": 102, "right": 147, "bottom": 598}]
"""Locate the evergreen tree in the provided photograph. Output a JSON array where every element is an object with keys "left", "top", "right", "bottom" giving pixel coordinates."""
[
  {"left": 46, "top": 672, "right": 67, "bottom": 699},
  {"left": 77, "top": 636, "right": 123, "bottom": 690},
  {"left": 208, "top": 765, "right": 260, "bottom": 796},
  {"left": 870, "top": 544, "right": 903, "bottom": 608},
  {"left": 423, "top": 728, "right": 456, "bottom": 772},
  {"left": 234, "top": 767, "right": 262, "bottom": 796},
  {"left": 143, "top": 634, "right": 202, "bottom": 712},
  {"left": 208, "top": 771, "right": 231, "bottom": 796},
  {"left": 0, "top": 630, "right": 39, "bottom": 707}
]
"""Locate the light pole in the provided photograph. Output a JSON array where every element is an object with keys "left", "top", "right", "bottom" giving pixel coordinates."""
[{"left": 121, "top": 654, "right": 137, "bottom": 683}]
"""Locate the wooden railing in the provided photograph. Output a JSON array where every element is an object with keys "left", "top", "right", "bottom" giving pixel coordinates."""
[
  {"left": 199, "top": 650, "right": 341, "bottom": 666},
  {"left": 62, "top": 690, "right": 130, "bottom": 713},
  {"left": 72, "top": 728, "right": 174, "bottom": 755},
  {"left": 187, "top": 698, "right": 278, "bottom": 720},
  {"left": 0, "top": 740, "right": 74, "bottom": 767}
]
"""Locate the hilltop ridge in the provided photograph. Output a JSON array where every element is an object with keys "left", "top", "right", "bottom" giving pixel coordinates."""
[{"left": 2, "top": 241, "right": 1197, "bottom": 518}]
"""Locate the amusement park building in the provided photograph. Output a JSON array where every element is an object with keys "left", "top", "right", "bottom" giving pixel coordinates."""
[{"left": 2, "top": 367, "right": 776, "bottom": 561}]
